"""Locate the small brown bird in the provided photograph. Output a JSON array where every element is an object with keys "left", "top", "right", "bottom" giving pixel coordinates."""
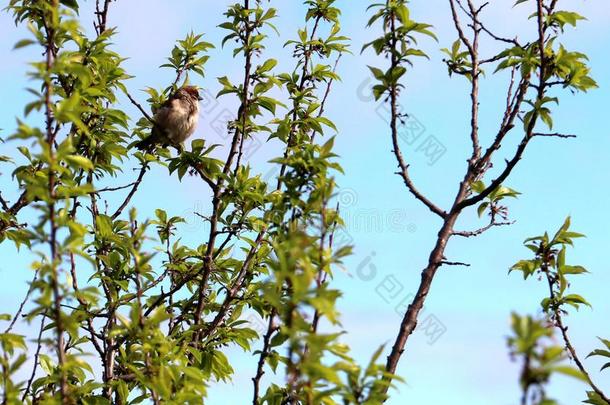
[{"left": 135, "top": 85, "right": 203, "bottom": 150}]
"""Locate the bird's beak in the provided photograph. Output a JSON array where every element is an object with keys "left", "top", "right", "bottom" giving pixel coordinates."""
[{"left": 197, "top": 95, "right": 204, "bottom": 101}]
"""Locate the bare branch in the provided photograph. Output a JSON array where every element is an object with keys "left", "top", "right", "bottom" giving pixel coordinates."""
[
  {"left": 382, "top": 0, "right": 564, "bottom": 388},
  {"left": 449, "top": 0, "right": 475, "bottom": 57},
  {"left": 94, "top": 0, "right": 112, "bottom": 35},
  {"left": 466, "top": 0, "right": 482, "bottom": 159},
  {"left": 21, "top": 313, "right": 46, "bottom": 401},
  {"left": 4, "top": 270, "right": 39, "bottom": 334},
  {"left": 0, "top": 191, "right": 9, "bottom": 211},
  {"left": 532, "top": 132, "right": 577, "bottom": 139},
  {"left": 252, "top": 309, "right": 278, "bottom": 404},
  {"left": 440, "top": 260, "right": 471, "bottom": 267},
  {"left": 193, "top": 165, "right": 219, "bottom": 193},
  {"left": 111, "top": 163, "right": 148, "bottom": 219},
  {"left": 94, "top": 182, "right": 138, "bottom": 194},
  {"left": 124, "top": 89, "right": 154, "bottom": 124},
  {"left": 458, "top": 0, "right": 555, "bottom": 211},
  {"left": 390, "top": 13, "right": 446, "bottom": 218},
  {"left": 459, "top": 0, "right": 522, "bottom": 47},
  {"left": 454, "top": 220, "right": 514, "bottom": 237},
  {"left": 392, "top": 145, "right": 447, "bottom": 218},
  {"left": 311, "top": 53, "right": 343, "bottom": 144}
]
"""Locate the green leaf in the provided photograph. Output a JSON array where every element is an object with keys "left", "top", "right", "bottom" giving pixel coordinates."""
[
  {"left": 477, "top": 202, "right": 489, "bottom": 218},
  {"left": 60, "top": 0, "right": 79, "bottom": 11},
  {"left": 584, "top": 391, "right": 610, "bottom": 405},
  {"left": 395, "top": 4, "right": 410, "bottom": 24},
  {"left": 561, "top": 294, "right": 591, "bottom": 309},
  {"left": 551, "top": 365, "right": 587, "bottom": 382},
  {"left": 13, "top": 39, "right": 35, "bottom": 49},
  {"left": 258, "top": 59, "right": 278, "bottom": 73},
  {"left": 96, "top": 215, "right": 113, "bottom": 238},
  {"left": 471, "top": 180, "right": 485, "bottom": 194},
  {"left": 65, "top": 155, "right": 94, "bottom": 171},
  {"left": 368, "top": 65, "right": 385, "bottom": 80}
]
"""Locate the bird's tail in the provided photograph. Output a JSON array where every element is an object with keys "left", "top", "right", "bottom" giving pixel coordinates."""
[
  {"left": 134, "top": 135, "right": 155, "bottom": 151},
  {"left": 134, "top": 126, "right": 162, "bottom": 151}
]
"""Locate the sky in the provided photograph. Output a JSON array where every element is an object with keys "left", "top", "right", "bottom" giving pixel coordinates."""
[{"left": 1, "top": 0, "right": 610, "bottom": 404}]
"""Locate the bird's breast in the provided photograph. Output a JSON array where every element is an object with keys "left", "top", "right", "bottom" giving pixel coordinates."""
[{"left": 163, "top": 101, "right": 199, "bottom": 144}]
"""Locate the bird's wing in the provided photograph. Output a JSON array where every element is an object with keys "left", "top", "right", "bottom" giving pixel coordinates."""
[
  {"left": 135, "top": 95, "right": 181, "bottom": 150},
  {"left": 153, "top": 100, "right": 176, "bottom": 129}
]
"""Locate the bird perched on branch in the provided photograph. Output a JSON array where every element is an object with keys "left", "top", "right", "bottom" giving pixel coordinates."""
[{"left": 135, "top": 85, "right": 203, "bottom": 151}]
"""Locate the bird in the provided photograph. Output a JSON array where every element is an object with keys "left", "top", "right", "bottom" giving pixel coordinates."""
[{"left": 134, "top": 85, "right": 203, "bottom": 151}]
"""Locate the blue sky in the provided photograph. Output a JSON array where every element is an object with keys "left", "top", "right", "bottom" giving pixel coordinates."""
[{"left": 1, "top": 1, "right": 610, "bottom": 404}]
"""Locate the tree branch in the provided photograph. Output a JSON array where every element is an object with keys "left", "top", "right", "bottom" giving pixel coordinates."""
[
  {"left": 124, "top": 89, "right": 154, "bottom": 124},
  {"left": 192, "top": 0, "right": 256, "bottom": 337},
  {"left": 0, "top": 192, "right": 9, "bottom": 212},
  {"left": 43, "top": 2, "right": 68, "bottom": 399},
  {"left": 541, "top": 262, "right": 610, "bottom": 404},
  {"left": 532, "top": 132, "right": 576, "bottom": 139},
  {"left": 392, "top": 144, "right": 447, "bottom": 219},
  {"left": 3, "top": 270, "right": 38, "bottom": 334},
  {"left": 252, "top": 309, "right": 278, "bottom": 405},
  {"left": 201, "top": 231, "right": 265, "bottom": 340},
  {"left": 94, "top": 0, "right": 112, "bottom": 35},
  {"left": 111, "top": 163, "right": 148, "bottom": 219},
  {"left": 21, "top": 313, "right": 46, "bottom": 401},
  {"left": 382, "top": 0, "right": 559, "bottom": 391},
  {"left": 440, "top": 260, "right": 471, "bottom": 267},
  {"left": 449, "top": 0, "right": 475, "bottom": 57}
]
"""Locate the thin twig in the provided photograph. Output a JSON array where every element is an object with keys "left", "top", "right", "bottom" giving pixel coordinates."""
[
  {"left": 193, "top": 166, "right": 218, "bottom": 192},
  {"left": 124, "top": 90, "right": 154, "bottom": 124},
  {"left": 252, "top": 309, "right": 278, "bottom": 405},
  {"left": 202, "top": 231, "right": 265, "bottom": 340},
  {"left": 462, "top": 0, "right": 483, "bottom": 160},
  {"left": 542, "top": 263, "right": 610, "bottom": 404},
  {"left": 457, "top": 0, "right": 522, "bottom": 47},
  {"left": 457, "top": 0, "right": 554, "bottom": 210},
  {"left": 94, "top": 182, "right": 138, "bottom": 194},
  {"left": 311, "top": 53, "right": 342, "bottom": 144},
  {"left": 532, "top": 132, "right": 577, "bottom": 139},
  {"left": 440, "top": 260, "right": 471, "bottom": 267},
  {"left": 0, "top": 192, "right": 9, "bottom": 211},
  {"left": 94, "top": 0, "right": 112, "bottom": 35},
  {"left": 3, "top": 270, "right": 38, "bottom": 334},
  {"left": 111, "top": 163, "right": 148, "bottom": 219},
  {"left": 389, "top": 15, "right": 446, "bottom": 219},
  {"left": 69, "top": 252, "right": 104, "bottom": 358},
  {"left": 453, "top": 220, "right": 514, "bottom": 237},
  {"left": 21, "top": 313, "right": 46, "bottom": 401}
]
